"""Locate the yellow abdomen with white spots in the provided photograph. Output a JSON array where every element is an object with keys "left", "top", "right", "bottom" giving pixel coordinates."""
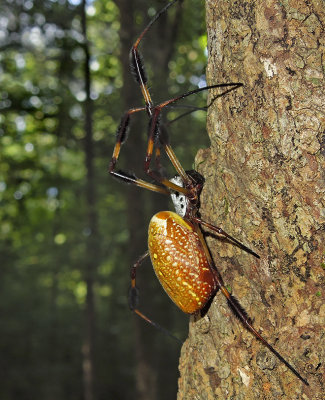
[{"left": 148, "top": 211, "right": 216, "bottom": 314}]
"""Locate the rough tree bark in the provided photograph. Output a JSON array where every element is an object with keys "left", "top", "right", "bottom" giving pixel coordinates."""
[{"left": 178, "top": 0, "right": 324, "bottom": 399}]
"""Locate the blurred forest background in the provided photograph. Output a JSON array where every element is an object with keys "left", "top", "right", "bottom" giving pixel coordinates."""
[{"left": 0, "top": 0, "right": 212, "bottom": 399}]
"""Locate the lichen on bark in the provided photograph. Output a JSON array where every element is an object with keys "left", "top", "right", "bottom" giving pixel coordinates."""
[{"left": 177, "top": 0, "right": 325, "bottom": 399}]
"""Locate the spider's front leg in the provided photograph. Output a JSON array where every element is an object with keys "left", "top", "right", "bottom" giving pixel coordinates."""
[
  {"left": 141, "top": 84, "right": 245, "bottom": 195},
  {"left": 109, "top": 109, "right": 170, "bottom": 195}
]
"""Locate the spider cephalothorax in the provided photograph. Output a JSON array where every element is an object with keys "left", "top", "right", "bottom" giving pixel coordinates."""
[{"left": 170, "top": 169, "right": 204, "bottom": 218}]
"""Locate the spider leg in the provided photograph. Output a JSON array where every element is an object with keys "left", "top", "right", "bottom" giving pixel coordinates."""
[
  {"left": 109, "top": 108, "right": 170, "bottom": 195},
  {"left": 153, "top": 143, "right": 168, "bottom": 178},
  {"left": 109, "top": 108, "right": 145, "bottom": 171},
  {"left": 159, "top": 83, "right": 243, "bottom": 187},
  {"left": 192, "top": 216, "right": 260, "bottom": 259},
  {"left": 143, "top": 107, "right": 192, "bottom": 194},
  {"left": 222, "top": 288, "right": 309, "bottom": 386},
  {"left": 158, "top": 83, "right": 243, "bottom": 109},
  {"left": 129, "top": 251, "right": 183, "bottom": 344},
  {"left": 207, "top": 83, "right": 244, "bottom": 108},
  {"left": 110, "top": 170, "right": 170, "bottom": 195},
  {"left": 142, "top": 83, "right": 244, "bottom": 193},
  {"left": 130, "top": 0, "right": 179, "bottom": 112},
  {"left": 162, "top": 81, "right": 244, "bottom": 126},
  {"left": 191, "top": 222, "right": 309, "bottom": 386},
  {"left": 110, "top": 83, "right": 243, "bottom": 197}
]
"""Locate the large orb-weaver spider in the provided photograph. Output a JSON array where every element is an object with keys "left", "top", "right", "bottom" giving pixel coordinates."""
[{"left": 109, "top": 0, "right": 309, "bottom": 386}]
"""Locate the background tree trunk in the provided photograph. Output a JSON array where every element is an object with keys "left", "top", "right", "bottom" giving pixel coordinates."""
[
  {"left": 81, "top": 1, "right": 98, "bottom": 399},
  {"left": 178, "top": 0, "right": 324, "bottom": 398},
  {"left": 117, "top": 1, "right": 186, "bottom": 399}
]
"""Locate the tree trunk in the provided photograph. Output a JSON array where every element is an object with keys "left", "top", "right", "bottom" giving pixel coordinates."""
[
  {"left": 178, "top": 0, "right": 324, "bottom": 398},
  {"left": 81, "top": 2, "right": 98, "bottom": 399}
]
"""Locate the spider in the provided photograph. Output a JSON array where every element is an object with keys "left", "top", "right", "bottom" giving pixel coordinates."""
[{"left": 109, "top": 0, "right": 309, "bottom": 386}]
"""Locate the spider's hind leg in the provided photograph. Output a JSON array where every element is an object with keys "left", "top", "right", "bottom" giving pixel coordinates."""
[{"left": 129, "top": 251, "right": 183, "bottom": 344}]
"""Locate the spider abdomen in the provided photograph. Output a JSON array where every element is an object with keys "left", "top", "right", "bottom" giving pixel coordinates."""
[{"left": 148, "top": 211, "right": 216, "bottom": 313}]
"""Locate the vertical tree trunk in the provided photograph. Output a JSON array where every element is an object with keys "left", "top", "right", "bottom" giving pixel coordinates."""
[
  {"left": 81, "top": 2, "right": 98, "bottom": 399},
  {"left": 178, "top": 0, "right": 324, "bottom": 398},
  {"left": 117, "top": 2, "right": 157, "bottom": 399}
]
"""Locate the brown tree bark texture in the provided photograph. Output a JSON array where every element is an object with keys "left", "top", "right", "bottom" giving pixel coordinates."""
[{"left": 178, "top": 0, "right": 324, "bottom": 399}]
